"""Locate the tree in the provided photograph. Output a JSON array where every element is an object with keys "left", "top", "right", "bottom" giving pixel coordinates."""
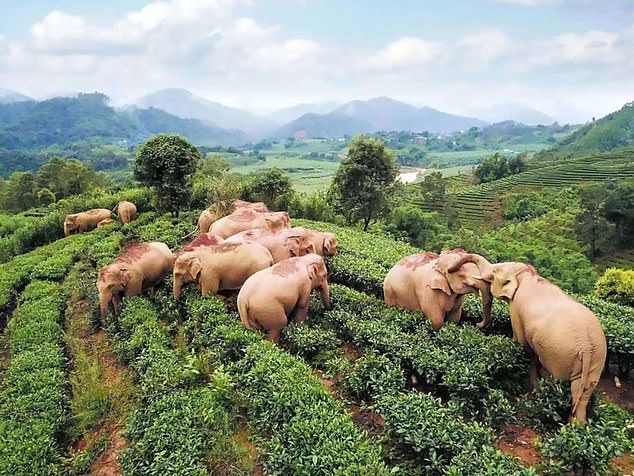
[
  {"left": 330, "top": 135, "right": 398, "bottom": 231},
  {"left": 134, "top": 134, "right": 201, "bottom": 216},
  {"left": 244, "top": 168, "right": 294, "bottom": 210},
  {"left": 575, "top": 184, "right": 615, "bottom": 260},
  {"left": 386, "top": 206, "right": 447, "bottom": 248},
  {"left": 420, "top": 172, "right": 446, "bottom": 211},
  {"left": 602, "top": 179, "right": 634, "bottom": 245},
  {"left": 474, "top": 153, "right": 527, "bottom": 184},
  {"left": 1, "top": 172, "right": 38, "bottom": 212}
]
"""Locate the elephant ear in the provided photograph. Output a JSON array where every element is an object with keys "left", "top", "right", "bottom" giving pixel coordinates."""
[
  {"left": 188, "top": 258, "right": 202, "bottom": 280},
  {"left": 430, "top": 271, "right": 452, "bottom": 296},
  {"left": 324, "top": 236, "right": 336, "bottom": 255},
  {"left": 307, "top": 261, "right": 322, "bottom": 281},
  {"left": 119, "top": 268, "right": 131, "bottom": 287},
  {"left": 495, "top": 265, "right": 522, "bottom": 300},
  {"left": 286, "top": 236, "right": 302, "bottom": 256}
]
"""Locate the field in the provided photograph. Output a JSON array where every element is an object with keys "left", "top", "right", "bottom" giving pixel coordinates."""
[
  {"left": 406, "top": 148, "right": 634, "bottom": 223},
  {"left": 0, "top": 197, "right": 633, "bottom": 475}
]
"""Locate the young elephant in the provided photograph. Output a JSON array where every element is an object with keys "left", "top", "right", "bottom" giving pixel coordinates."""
[
  {"left": 224, "top": 228, "right": 315, "bottom": 263},
  {"left": 97, "top": 218, "right": 117, "bottom": 228},
  {"left": 173, "top": 242, "right": 273, "bottom": 299},
  {"left": 98, "top": 242, "right": 174, "bottom": 319},
  {"left": 209, "top": 210, "right": 291, "bottom": 239},
  {"left": 237, "top": 254, "right": 331, "bottom": 343},
  {"left": 276, "top": 228, "right": 338, "bottom": 257},
  {"left": 198, "top": 200, "right": 269, "bottom": 233},
  {"left": 64, "top": 208, "right": 113, "bottom": 236},
  {"left": 383, "top": 250, "right": 493, "bottom": 331},
  {"left": 116, "top": 201, "right": 137, "bottom": 224},
  {"left": 452, "top": 255, "right": 607, "bottom": 424}
]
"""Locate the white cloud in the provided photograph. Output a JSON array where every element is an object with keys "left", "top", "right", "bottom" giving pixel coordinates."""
[
  {"left": 457, "top": 30, "right": 515, "bottom": 69},
  {"left": 524, "top": 30, "right": 620, "bottom": 68},
  {"left": 363, "top": 37, "right": 443, "bottom": 71}
]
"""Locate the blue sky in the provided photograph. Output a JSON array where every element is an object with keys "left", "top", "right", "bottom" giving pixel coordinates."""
[{"left": 0, "top": 0, "right": 632, "bottom": 121}]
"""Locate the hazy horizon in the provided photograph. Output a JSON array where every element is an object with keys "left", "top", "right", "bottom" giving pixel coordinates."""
[{"left": 1, "top": 0, "right": 633, "bottom": 123}]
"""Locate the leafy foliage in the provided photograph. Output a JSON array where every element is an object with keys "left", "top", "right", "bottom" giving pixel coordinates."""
[{"left": 134, "top": 134, "right": 201, "bottom": 216}]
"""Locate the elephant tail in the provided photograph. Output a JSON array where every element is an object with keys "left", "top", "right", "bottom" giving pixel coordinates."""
[
  {"left": 238, "top": 297, "right": 261, "bottom": 330},
  {"left": 572, "top": 351, "right": 592, "bottom": 415}
]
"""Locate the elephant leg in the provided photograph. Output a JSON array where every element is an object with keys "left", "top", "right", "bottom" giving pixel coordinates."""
[
  {"left": 446, "top": 306, "right": 462, "bottom": 324},
  {"left": 384, "top": 285, "right": 397, "bottom": 307},
  {"left": 268, "top": 328, "right": 282, "bottom": 344},
  {"left": 200, "top": 274, "right": 220, "bottom": 296},
  {"left": 529, "top": 352, "right": 540, "bottom": 389},
  {"left": 570, "top": 378, "right": 591, "bottom": 424},
  {"left": 112, "top": 295, "right": 122, "bottom": 316},
  {"left": 294, "top": 296, "right": 310, "bottom": 324},
  {"left": 424, "top": 306, "right": 446, "bottom": 331}
]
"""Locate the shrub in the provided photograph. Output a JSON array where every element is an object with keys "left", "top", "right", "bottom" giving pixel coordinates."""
[
  {"left": 282, "top": 323, "right": 342, "bottom": 360},
  {"left": 346, "top": 352, "right": 405, "bottom": 401},
  {"left": 595, "top": 268, "right": 634, "bottom": 307}
]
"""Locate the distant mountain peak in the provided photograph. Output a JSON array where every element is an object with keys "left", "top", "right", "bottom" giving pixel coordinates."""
[{"left": 0, "top": 88, "right": 33, "bottom": 104}]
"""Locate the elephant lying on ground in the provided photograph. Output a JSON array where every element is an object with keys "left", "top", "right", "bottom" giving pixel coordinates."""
[
  {"left": 451, "top": 254, "right": 607, "bottom": 424},
  {"left": 198, "top": 200, "right": 268, "bottom": 233},
  {"left": 116, "top": 200, "right": 137, "bottom": 224},
  {"left": 238, "top": 254, "right": 331, "bottom": 343},
  {"left": 383, "top": 250, "right": 493, "bottom": 331},
  {"left": 224, "top": 228, "right": 315, "bottom": 263},
  {"left": 65, "top": 209, "right": 113, "bottom": 236},
  {"left": 173, "top": 242, "right": 273, "bottom": 299},
  {"left": 278, "top": 228, "right": 338, "bottom": 257},
  {"left": 210, "top": 210, "right": 290, "bottom": 239},
  {"left": 97, "top": 218, "right": 117, "bottom": 228},
  {"left": 98, "top": 242, "right": 174, "bottom": 319}
]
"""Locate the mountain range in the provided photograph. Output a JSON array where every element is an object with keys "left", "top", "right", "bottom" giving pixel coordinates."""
[{"left": 0, "top": 86, "right": 562, "bottom": 142}]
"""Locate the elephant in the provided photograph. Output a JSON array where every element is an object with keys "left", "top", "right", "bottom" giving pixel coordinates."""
[
  {"left": 173, "top": 242, "right": 274, "bottom": 299},
  {"left": 179, "top": 232, "right": 224, "bottom": 255},
  {"left": 209, "top": 210, "right": 290, "bottom": 239},
  {"left": 98, "top": 242, "right": 174, "bottom": 319},
  {"left": 116, "top": 201, "right": 137, "bottom": 224},
  {"left": 451, "top": 255, "right": 607, "bottom": 424},
  {"left": 198, "top": 200, "right": 269, "bottom": 233},
  {"left": 97, "top": 218, "right": 117, "bottom": 228},
  {"left": 383, "top": 250, "right": 493, "bottom": 331},
  {"left": 224, "top": 228, "right": 315, "bottom": 263},
  {"left": 64, "top": 208, "right": 113, "bottom": 236},
  {"left": 237, "top": 254, "right": 331, "bottom": 343},
  {"left": 283, "top": 228, "right": 338, "bottom": 257}
]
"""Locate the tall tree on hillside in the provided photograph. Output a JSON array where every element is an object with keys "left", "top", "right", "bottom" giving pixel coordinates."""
[
  {"left": 134, "top": 134, "right": 201, "bottom": 216},
  {"left": 575, "top": 183, "right": 615, "bottom": 260},
  {"left": 330, "top": 135, "right": 398, "bottom": 231},
  {"left": 420, "top": 172, "right": 446, "bottom": 212}
]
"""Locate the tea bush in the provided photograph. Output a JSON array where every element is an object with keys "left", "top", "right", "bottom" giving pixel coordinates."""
[{"left": 0, "top": 281, "right": 68, "bottom": 475}]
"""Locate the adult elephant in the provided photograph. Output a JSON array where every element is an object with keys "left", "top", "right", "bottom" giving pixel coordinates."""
[
  {"left": 238, "top": 254, "right": 331, "bottom": 343},
  {"left": 210, "top": 210, "right": 290, "bottom": 239},
  {"left": 173, "top": 242, "right": 273, "bottom": 299},
  {"left": 178, "top": 232, "right": 224, "bottom": 256},
  {"left": 98, "top": 242, "right": 174, "bottom": 319},
  {"left": 64, "top": 209, "right": 113, "bottom": 236},
  {"left": 453, "top": 255, "right": 607, "bottom": 424},
  {"left": 383, "top": 250, "right": 493, "bottom": 331},
  {"left": 224, "top": 228, "right": 315, "bottom": 263},
  {"left": 116, "top": 200, "right": 137, "bottom": 224}
]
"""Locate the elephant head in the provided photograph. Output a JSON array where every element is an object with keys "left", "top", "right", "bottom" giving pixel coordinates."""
[
  {"left": 479, "top": 262, "right": 534, "bottom": 301},
  {"left": 98, "top": 265, "right": 131, "bottom": 318},
  {"left": 434, "top": 250, "right": 494, "bottom": 329},
  {"left": 64, "top": 215, "right": 79, "bottom": 236},
  {"left": 323, "top": 233, "right": 338, "bottom": 256},
  {"left": 307, "top": 256, "right": 331, "bottom": 310},
  {"left": 286, "top": 235, "right": 316, "bottom": 257},
  {"left": 173, "top": 253, "right": 202, "bottom": 299}
]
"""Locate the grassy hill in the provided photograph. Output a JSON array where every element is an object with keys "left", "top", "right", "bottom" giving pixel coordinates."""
[
  {"left": 406, "top": 148, "right": 634, "bottom": 223},
  {"left": 536, "top": 102, "right": 634, "bottom": 159}
]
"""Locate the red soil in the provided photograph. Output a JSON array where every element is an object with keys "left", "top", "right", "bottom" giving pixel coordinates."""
[{"left": 496, "top": 424, "right": 543, "bottom": 467}]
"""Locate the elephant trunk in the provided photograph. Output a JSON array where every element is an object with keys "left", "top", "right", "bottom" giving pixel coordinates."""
[
  {"left": 99, "top": 293, "right": 110, "bottom": 319},
  {"left": 321, "top": 281, "right": 331, "bottom": 310},
  {"left": 477, "top": 281, "right": 493, "bottom": 329},
  {"left": 448, "top": 253, "right": 494, "bottom": 279},
  {"left": 173, "top": 278, "right": 183, "bottom": 300}
]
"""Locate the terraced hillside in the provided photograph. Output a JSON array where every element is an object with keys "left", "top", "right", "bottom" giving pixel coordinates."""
[{"left": 406, "top": 148, "right": 634, "bottom": 223}]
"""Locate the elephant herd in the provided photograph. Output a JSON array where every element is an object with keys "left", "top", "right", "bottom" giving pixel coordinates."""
[
  {"left": 87, "top": 199, "right": 606, "bottom": 424},
  {"left": 96, "top": 200, "right": 336, "bottom": 345}
]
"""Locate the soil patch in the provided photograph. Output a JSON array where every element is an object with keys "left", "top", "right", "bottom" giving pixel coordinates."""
[
  {"left": 90, "top": 425, "right": 127, "bottom": 476},
  {"left": 496, "top": 424, "right": 543, "bottom": 468},
  {"left": 597, "top": 375, "right": 634, "bottom": 413},
  {"left": 350, "top": 404, "right": 386, "bottom": 438},
  {"left": 0, "top": 334, "right": 10, "bottom": 384},
  {"left": 341, "top": 343, "right": 362, "bottom": 361}
]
